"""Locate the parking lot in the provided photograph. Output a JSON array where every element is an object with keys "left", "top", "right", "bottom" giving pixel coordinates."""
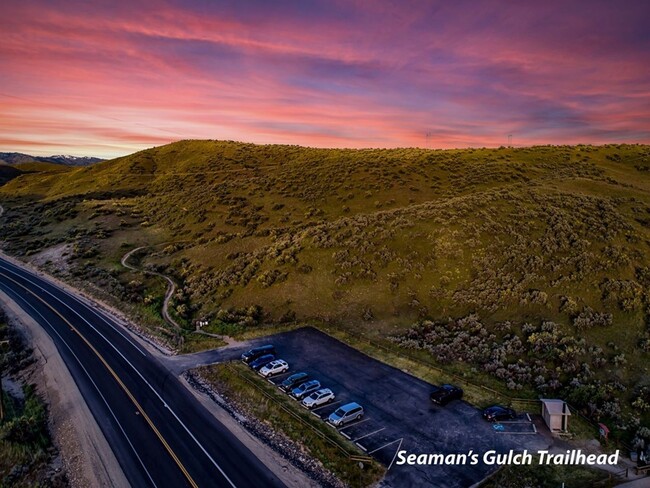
[{"left": 177, "top": 327, "right": 552, "bottom": 488}]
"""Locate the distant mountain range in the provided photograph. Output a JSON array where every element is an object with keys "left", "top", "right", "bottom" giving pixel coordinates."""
[{"left": 0, "top": 152, "right": 104, "bottom": 166}]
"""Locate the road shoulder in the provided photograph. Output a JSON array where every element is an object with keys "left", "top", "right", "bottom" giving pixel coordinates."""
[{"left": 0, "top": 290, "right": 130, "bottom": 488}]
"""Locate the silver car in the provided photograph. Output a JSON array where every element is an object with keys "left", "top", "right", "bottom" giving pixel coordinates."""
[
  {"left": 328, "top": 402, "right": 363, "bottom": 426},
  {"left": 291, "top": 380, "right": 321, "bottom": 399},
  {"left": 301, "top": 388, "right": 335, "bottom": 409}
]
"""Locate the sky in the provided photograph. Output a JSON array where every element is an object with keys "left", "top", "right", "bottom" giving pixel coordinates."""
[{"left": 0, "top": 0, "right": 649, "bottom": 158}]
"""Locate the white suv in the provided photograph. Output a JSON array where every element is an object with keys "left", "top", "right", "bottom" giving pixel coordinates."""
[
  {"left": 301, "top": 388, "right": 335, "bottom": 409},
  {"left": 259, "top": 359, "right": 289, "bottom": 377}
]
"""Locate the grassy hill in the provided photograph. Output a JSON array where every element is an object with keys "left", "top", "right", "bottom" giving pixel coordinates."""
[{"left": 1, "top": 140, "right": 649, "bottom": 442}]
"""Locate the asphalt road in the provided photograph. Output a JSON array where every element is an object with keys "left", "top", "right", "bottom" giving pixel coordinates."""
[{"left": 0, "top": 256, "right": 285, "bottom": 488}]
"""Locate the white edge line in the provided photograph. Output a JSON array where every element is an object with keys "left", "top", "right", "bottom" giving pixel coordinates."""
[
  {"left": 0, "top": 262, "right": 147, "bottom": 356},
  {"left": 0, "top": 263, "right": 238, "bottom": 488},
  {"left": 0, "top": 286, "right": 158, "bottom": 488}
]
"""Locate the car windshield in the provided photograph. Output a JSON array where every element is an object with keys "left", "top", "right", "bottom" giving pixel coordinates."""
[{"left": 333, "top": 408, "right": 344, "bottom": 417}]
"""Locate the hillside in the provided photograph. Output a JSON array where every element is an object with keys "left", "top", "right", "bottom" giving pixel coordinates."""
[{"left": 1, "top": 140, "right": 649, "bottom": 440}]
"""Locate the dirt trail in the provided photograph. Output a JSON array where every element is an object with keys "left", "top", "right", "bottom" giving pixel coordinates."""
[
  {"left": 120, "top": 246, "right": 236, "bottom": 345},
  {"left": 121, "top": 246, "right": 182, "bottom": 331}
]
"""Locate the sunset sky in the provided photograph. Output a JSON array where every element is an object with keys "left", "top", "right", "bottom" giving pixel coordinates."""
[{"left": 1, "top": 0, "right": 649, "bottom": 158}]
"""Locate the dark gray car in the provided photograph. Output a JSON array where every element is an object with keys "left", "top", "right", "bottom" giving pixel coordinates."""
[{"left": 291, "top": 379, "right": 321, "bottom": 399}]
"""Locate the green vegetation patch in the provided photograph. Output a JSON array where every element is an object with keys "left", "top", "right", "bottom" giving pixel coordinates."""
[{"left": 0, "top": 310, "right": 62, "bottom": 487}]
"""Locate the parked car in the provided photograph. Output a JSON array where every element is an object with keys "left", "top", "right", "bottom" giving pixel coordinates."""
[
  {"left": 483, "top": 405, "right": 516, "bottom": 422},
  {"left": 301, "top": 388, "right": 335, "bottom": 409},
  {"left": 279, "top": 372, "right": 310, "bottom": 392},
  {"left": 249, "top": 354, "right": 275, "bottom": 371},
  {"left": 241, "top": 344, "right": 276, "bottom": 364},
  {"left": 259, "top": 359, "right": 289, "bottom": 377},
  {"left": 291, "top": 380, "right": 321, "bottom": 399},
  {"left": 328, "top": 402, "right": 363, "bottom": 426},
  {"left": 429, "top": 384, "right": 463, "bottom": 405}
]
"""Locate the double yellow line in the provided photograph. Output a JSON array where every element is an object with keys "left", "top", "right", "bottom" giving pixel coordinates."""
[{"left": 0, "top": 271, "right": 199, "bottom": 488}]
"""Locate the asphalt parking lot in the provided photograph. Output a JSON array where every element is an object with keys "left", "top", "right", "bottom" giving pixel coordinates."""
[{"left": 175, "top": 327, "right": 552, "bottom": 488}]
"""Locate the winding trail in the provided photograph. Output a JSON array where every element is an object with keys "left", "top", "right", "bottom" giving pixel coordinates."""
[
  {"left": 121, "top": 246, "right": 182, "bottom": 331},
  {"left": 120, "top": 245, "right": 234, "bottom": 345}
]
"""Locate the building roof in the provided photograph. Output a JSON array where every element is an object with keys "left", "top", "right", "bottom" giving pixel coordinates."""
[{"left": 541, "top": 399, "right": 571, "bottom": 416}]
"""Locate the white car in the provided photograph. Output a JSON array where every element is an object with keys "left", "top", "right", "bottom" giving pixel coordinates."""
[
  {"left": 259, "top": 359, "right": 289, "bottom": 377},
  {"left": 301, "top": 388, "right": 335, "bottom": 409}
]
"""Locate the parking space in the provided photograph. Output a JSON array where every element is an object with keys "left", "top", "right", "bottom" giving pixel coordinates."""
[
  {"left": 205, "top": 327, "right": 552, "bottom": 488},
  {"left": 492, "top": 414, "right": 538, "bottom": 435}
]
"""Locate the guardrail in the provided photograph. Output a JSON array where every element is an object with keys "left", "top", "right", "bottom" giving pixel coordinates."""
[{"left": 223, "top": 363, "right": 374, "bottom": 464}]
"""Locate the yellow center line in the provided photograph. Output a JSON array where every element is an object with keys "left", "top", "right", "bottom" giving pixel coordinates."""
[{"left": 0, "top": 271, "right": 199, "bottom": 488}]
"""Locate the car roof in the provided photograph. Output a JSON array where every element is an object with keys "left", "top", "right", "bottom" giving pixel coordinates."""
[
  {"left": 315, "top": 388, "right": 332, "bottom": 394},
  {"left": 340, "top": 402, "right": 361, "bottom": 411}
]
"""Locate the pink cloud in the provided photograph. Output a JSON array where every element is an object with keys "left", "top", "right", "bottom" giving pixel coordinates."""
[{"left": 0, "top": 0, "right": 648, "bottom": 157}]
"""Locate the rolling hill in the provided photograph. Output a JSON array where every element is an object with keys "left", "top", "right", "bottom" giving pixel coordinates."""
[{"left": 0, "top": 140, "right": 649, "bottom": 441}]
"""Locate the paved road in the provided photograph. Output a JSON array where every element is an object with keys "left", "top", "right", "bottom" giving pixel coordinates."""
[{"left": 0, "top": 256, "right": 285, "bottom": 488}]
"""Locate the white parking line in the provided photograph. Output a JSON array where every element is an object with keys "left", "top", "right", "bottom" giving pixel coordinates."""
[
  {"left": 387, "top": 438, "right": 404, "bottom": 470},
  {"left": 495, "top": 431, "right": 538, "bottom": 435},
  {"left": 368, "top": 438, "right": 402, "bottom": 455},
  {"left": 526, "top": 413, "right": 531, "bottom": 422},
  {"left": 341, "top": 431, "right": 351, "bottom": 439},
  {"left": 355, "top": 442, "right": 368, "bottom": 452},
  {"left": 339, "top": 418, "right": 370, "bottom": 431},
  {"left": 353, "top": 427, "right": 385, "bottom": 442},
  {"left": 312, "top": 400, "right": 341, "bottom": 411}
]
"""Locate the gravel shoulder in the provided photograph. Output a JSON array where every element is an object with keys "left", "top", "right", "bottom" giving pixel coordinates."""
[{"left": 0, "top": 290, "right": 130, "bottom": 488}]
